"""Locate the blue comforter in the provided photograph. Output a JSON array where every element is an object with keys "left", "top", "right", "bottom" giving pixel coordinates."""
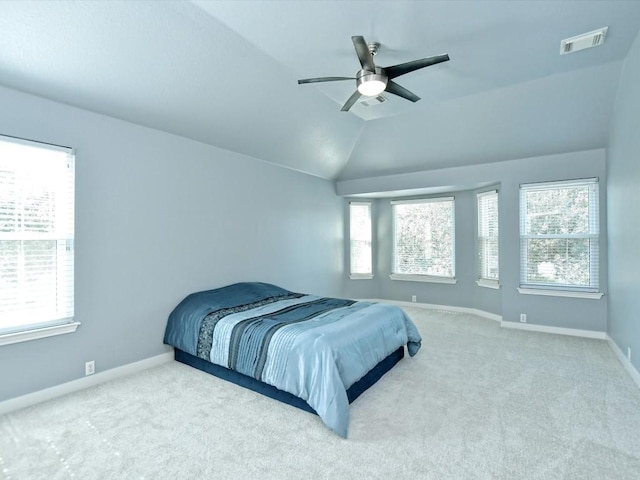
[{"left": 164, "top": 282, "right": 422, "bottom": 437}]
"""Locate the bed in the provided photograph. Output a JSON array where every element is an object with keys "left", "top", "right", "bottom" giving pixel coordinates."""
[{"left": 163, "top": 282, "right": 422, "bottom": 437}]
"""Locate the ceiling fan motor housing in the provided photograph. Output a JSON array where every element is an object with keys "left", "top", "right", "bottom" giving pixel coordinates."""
[{"left": 356, "top": 66, "right": 388, "bottom": 96}]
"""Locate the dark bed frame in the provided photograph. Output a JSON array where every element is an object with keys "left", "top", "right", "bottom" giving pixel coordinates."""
[{"left": 175, "top": 346, "right": 405, "bottom": 415}]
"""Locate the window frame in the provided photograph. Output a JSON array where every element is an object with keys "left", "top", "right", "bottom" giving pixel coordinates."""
[
  {"left": 476, "top": 189, "right": 500, "bottom": 289},
  {"left": 518, "top": 178, "right": 602, "bottom": 299},
  {"left": 390, "top": 196, "right": 456, "bottom": 284},
  {"left": 0, "top": 134, "right": 79, "bottom": 346}
]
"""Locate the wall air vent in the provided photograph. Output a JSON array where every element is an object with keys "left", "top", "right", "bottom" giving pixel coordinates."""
[
  {"left": 359, "top": 94, "right": 387, "bottom": 107},
  {"left": 560, "top": 27, "right": 608, "bottom": 55}
]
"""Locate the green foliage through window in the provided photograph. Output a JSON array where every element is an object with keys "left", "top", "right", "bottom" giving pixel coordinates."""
[
  {"left": 392, "top": 198, "right": 455, "bottom": 277},
  {"left": 520, "top": 179, "right": 599, "bottom": 291},
  {"left": 477, "top": 190, "right": 499, "bottom": 282},
  {"left": 0, "top": 136, "right": 75, "bottom": 334}
]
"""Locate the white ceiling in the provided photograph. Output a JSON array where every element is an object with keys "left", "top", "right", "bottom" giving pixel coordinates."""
[{"left": 0, "top": 1, "right": 639, "bottom": 181}]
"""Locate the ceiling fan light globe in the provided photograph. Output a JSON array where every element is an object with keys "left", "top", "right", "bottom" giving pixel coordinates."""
[{"left": 356, "top": 73, "right": 387, "bottom": 96}]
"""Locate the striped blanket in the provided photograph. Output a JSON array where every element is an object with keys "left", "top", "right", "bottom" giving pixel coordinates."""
[{"left": 164, "top": 282, "right": 422, "bottom": 437}]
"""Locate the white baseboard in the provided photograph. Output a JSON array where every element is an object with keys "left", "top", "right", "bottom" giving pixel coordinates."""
[
  {"left": 500, "top": 321, "right": 607, "bottom": 339},
  {"left": 606, "top": 335, "right": 640, "bottom": 390},
  {"left": 0, "top": 351, "right": 174, "bottom": 416},
  {"left": 4, "top": 314, "right": 635, "bottom": 417},
  {"left": 370, "top": 299, "right": 503, "bottom": 323},
  {"left": 372, "top": 298, "right": 606, "bottom": 339}
]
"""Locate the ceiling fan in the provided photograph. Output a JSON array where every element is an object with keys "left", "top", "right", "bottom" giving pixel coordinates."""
[{"left": 298, "top": 36, "right": 450, "bottom": 112}]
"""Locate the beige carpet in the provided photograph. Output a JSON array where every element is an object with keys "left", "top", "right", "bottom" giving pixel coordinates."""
[{"left": 1, "top": 308, "right": 640, "bottom": 479}]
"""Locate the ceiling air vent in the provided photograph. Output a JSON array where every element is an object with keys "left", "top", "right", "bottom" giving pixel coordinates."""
[
  {"left": 359, "top": 94, "right": 387, "bottom": 107},
  {"left": 560, "top": 27, "right": 608, "bottom": 55}
]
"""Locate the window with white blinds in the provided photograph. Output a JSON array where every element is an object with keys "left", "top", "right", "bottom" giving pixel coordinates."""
[
  {"left": 391, "top": 197, "right": 455, "bottom": 280},
  {"left": 477, "top": 190, "right": 499, "bottom": 286},
  {"left": 349, "top": 202, "right": 373, "bottom": 278},
  {"left": 0, "top": 135, "right": 75, "bottom": 338},
  {"left": 520, "top": 178, "right": 599, "bottom": 293}
]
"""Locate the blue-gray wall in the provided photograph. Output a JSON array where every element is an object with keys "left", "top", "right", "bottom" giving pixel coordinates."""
[
  {"left": 0, "top": 85, "right": 345, "bottom": 402},
  {"left": 3, "top": 34, "right": 633, "bottom": 402},
  {"left": 340, "top": 149, "right": 608, "bottom": 332},
  {"left": 607, "top": 29, "right": 640, "bottom": 373}
]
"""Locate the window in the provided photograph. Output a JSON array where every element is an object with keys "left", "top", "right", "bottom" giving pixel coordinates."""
[
  {"left": 391, "top": 197, "right": 455, "bottom": 283},
  {"left": 519, "top": 178, "right": 600, "bottom": 296},
  {"left": 0, "top": 135, "right": 77, "bottom": 345},
  {"left": 477, "top": 190, "right": 499, "bottom": 288},
  {"left": 349, "top": 202, "right": 373, "bottom": 279}
]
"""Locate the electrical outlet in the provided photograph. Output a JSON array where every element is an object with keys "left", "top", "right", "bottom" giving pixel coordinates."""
[
  {"left": 411, "top": 295, "right": 417, "bottom": 303},
  {"left": 520, "top": 313, "right": 527, "bottom": 323},
  {"left": 628, "top": 347, "right": 632, "bottom": 362},
  {"left": 85, "top": 360, "right": 95, "bottom": 376}
]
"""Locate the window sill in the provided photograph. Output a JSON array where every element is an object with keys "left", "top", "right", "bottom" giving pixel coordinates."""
[
  {"left": 517, "top": 288, "right": 604, "bottom": 299},
  {"left": 349, "top": 274, "right": 374, "bottom": 280},
  {"left": 0, "top": 321, "right": 81, "bottom": 346},
  {"left": 390, "top": 274, "right": 457, "bottom": 284},
  {"left": 477, "top": 279, "right": 500, "bottom": 289}
]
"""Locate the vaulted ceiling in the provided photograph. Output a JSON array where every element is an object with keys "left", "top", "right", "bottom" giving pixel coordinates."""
[{"left": 1, "top": 1, "right": 639, "bottom": 181}]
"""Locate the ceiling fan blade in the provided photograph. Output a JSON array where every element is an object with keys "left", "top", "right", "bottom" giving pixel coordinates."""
[
  {"left": 298, "top": 76, "right": 355, "bottom": 84},
  {"left": 385, "top": 54, "right": 450, "bottom": 79},
  {"left": 385, "top": 80, "right": 420, "bottom": 102},
  {"left": 341, "top": 90, "right": 362, "bottom": 112},
  {"left": 352, "top": 36, "right": 375, "bottom": 72}
]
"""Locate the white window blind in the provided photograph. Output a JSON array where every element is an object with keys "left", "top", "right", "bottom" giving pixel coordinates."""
[
  {"left": 349, "top": 202, "right": 372, "bottom": 278},
  {"left": 0, "top": 135, "right": 75, "bottom": 336},
  {"left": 477, "top": 190, "right": 499, "bottom": 283},
  {"left": 520, "top": 178, "right": 599, "bottom": 292},
  {"left": 392, "top": 197, "right": 455, "bottom": 278}
]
